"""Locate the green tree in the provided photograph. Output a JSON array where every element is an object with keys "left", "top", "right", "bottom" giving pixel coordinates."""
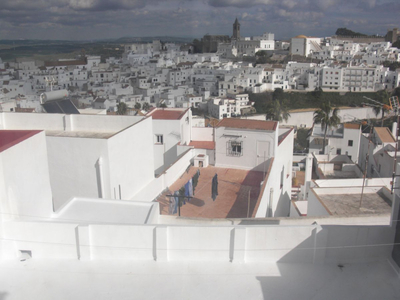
[
  {"left": 294, "top": 128, "right": 309, "bottom": 152},
  {"left": 134, "top": 102, "right": 141, "bottom": 110},
  {"left": 392, "top": 87, "right": 400, "bottom": 99},
  {"left": 142, "top": 102, "right": 151, "bottom": 111},
  {"left": 250, "top": 92, "right": 272, "bottom": 114},
  {"left": 382, "top": 61, "right": 400, "bottom": 71},
  {"left": 272, "top": 88, "right": 285, "bottom": 101},
  {"left": 159, "top": 102, "right": 167, "bottom": 108},
  {"left": 117, "top": 102, "right": 127, "bottom": 115},
  {"left": 311, "top": 87, "right": 323, "bottom": 101},
  {"left": 313, "top": 101, "right": 341, "bottom": 154},
  {"left": 255, "top": 50, "right": 272, "bottom": 64},
  {"left": 265, "top": 88, "right": 290, "bottom": 122}
]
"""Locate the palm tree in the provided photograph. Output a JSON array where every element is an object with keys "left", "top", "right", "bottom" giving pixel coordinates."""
[
  {"left": 313, "top": 101, "right": 340, "bottom": 154},
  {"left": 266, "top": 99, "right": 291, "bottom": 122}
]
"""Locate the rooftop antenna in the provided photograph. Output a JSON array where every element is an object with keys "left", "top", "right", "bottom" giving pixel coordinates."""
[
  {"left": 45, "top": 76, "right": 57, "bottom": 91},
  {"left": 390, "top": 96, "right": 400, "bottom": 195}
]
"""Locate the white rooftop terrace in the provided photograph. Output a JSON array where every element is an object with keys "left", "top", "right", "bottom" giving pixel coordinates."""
[
  {"left": 0, "top": 260, "right": 398, "bottom": 300},
  {"left": 0, "top": 112, "right": 145, "bottom": 138},
  {"left": 310, "top": 186, "right": 392, "bottom": 217},
  {"left": 52, "top": 197, "right": 159, "bottom": 225}
]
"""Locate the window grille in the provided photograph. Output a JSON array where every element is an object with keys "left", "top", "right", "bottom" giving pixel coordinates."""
[{"left": 227, "top": 140, "right": 243, "bottom": 156}]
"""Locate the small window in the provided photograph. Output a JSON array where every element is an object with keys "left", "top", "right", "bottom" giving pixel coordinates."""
[
  {"left": 348, "top": 140, "right": 353, "bottom": 147},
  {"left": 337, "top": 148, "right": 341, "bottom": 155},
  {"left": 227, "top": 140, "right": 242, "bottom": 157},
  {"left": 156, "top": 134, "right": 163, "bottom": 144}
]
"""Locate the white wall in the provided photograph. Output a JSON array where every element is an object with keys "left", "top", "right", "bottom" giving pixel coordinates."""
[
  {"left": 255, "top": 129, "right": 294, "bottom": 218},
  {"left": 280, "top": 107, "right": 377, "bottom": 128},
  {"left": 108, "top": 117, "right": 155, "bottom": 200},
  {"left": 2, "top": 221, "right": 78, "bottom": 259},
  {"left": 307, "top": 189, "right": 330, "bottom": 216},
  {"left": 1, "top": 112, "right": 65, "bottom": 131},
  {"left": 342, "top": 128, "right": 361, "bottom": 162},
  {"left": 215, "top": 127, "right": 276, "bottom": 171},
  {"left": 152, "top": 119, "right": 182, "bottom": 168},
  {"left": 70, "top": 115, "right": 143, "bottom": 132},
  {"left": 314, "top": 177, "right": 392, "bottom": 188},
  {"left": 1, "top": 219, "right": 394, "bottom": 264},
  {"left": 0, "top": 131, "right": 53, "bottom": 218},
  {"left": 0, "top": 112, "right": 143, "bottom": 133},
  {"left": 191, "top": 127, "right": 213, "bottom": 141},
  {"left": 131, "top": 149, "right": 195, "bottom": 202},
  {"left": 90, "top": 225, "right": 155, "bottom": 260},
  {"left": 47, "top": 136, "right": 110, "bottom": 210}
]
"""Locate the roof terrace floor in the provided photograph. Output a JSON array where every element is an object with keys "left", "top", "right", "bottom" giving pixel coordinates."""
[
  {"left": 1, "top": 259, "right": 399, "bottom": 300},
  {"left": 157, "top": 166, "right": 265, "bottom": 218}
]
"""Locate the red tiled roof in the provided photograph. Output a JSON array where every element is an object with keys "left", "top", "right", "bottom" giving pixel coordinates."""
[
  {"left": 216, "top": 118, "right": 277, "bottom": 131},
  {"left": 0, "top": 130, "right": 41, "bottom": 153},
  {"left": 344, "top": 123, "right": 361, "bottom": 129},
  {"left": 189, "top": 141, "right": 215, "bottom": 150},
  {"left": 148, "top": 109, "right": 187, "bottom": 120}
]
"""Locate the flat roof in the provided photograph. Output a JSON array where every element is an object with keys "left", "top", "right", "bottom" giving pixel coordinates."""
[
  {"left": 216, "top": 118, "right": 277, "bottom": 131},
  {"left": 0, "top": 260, "right": 398, "bottom": 300},
  {"left": 293, "top": 200, "right": 308, "bottom": 216},
  {"left": 45, "top": 131, "right": 115, "bottom": 139},
  {"left": 54, "top": 198, "right": 157, "bottom": 225},
  {"left": 313, "top": 187, "right": 392, "bottom": 216},
  {"left": 0, "top": 130, "right": 41, "bottom": 153},
  {"left": 147, "top": 108, "right": 188, "bottom": 120},
  {"left": 374, "top": 127, "right": 395, "bottom": 143}
]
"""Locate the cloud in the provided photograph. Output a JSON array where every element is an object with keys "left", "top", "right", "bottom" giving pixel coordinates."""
[
  {"left": 208, "top": 0, "right": 271, "bottom": 8},
  {"left": 0, "top": 0, "right": 66, "bottom": 11},
  {"left": 0, "top": 0, "right": 398, "bottom": 40},
  {"left": 68, "top": 0, "right": 147, "bottom": 11}
]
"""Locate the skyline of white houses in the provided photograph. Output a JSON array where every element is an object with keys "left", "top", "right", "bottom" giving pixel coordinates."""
[
  {"left": 1, "top": 19, "right": 400, "bottom": 299},
  {"left": 0, "top": 21, "right": 399, "bottom": 119}
]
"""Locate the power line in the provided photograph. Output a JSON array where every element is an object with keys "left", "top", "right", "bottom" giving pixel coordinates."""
[
  {"left": 0, "top": 236, "right": 399, "bottom": 252},
  {"left": 0, "top": 209, "right": 400, "bottom": 225}
]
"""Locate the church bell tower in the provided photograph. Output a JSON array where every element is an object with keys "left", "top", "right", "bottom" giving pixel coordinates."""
[{"left": 233, "top": 18, "right": 240, "bottom": 40}]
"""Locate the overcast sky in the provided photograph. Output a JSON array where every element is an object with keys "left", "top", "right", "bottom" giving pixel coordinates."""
[{"left": 0, "top": 0, "right": 398, "bottom": 41}]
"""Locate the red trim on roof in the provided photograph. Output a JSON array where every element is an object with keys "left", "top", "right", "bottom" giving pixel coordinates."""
[
  {"left": 147, "top": 108, "right": 188, "bottom": 120},
  {"left": 278, "top": 128, "right": 294, "bottom": 146},
  {"left": 189, "top": 141, "right": 215, "bottom": 150},
  {"left": 0, "top": 130, "right": 42, "bottom": 153},
  {"left": 216, "top": 118, "right": 277, "bottom": 131}
]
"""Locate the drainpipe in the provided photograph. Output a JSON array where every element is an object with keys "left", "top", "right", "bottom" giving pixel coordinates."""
[
  {"left": 267, "top": 188, "right": 274, "bottom": 217},
  {"left": 97, "top": 157, "right": 105, "bottom": 198}
]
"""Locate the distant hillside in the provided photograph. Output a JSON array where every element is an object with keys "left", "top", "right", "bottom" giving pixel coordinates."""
[
  {"left": 0, "top": 39, "right": 83, "bottom": 45},
  {"left": 335, "top": 28, "right": 367, "bottom": 37},
  {"left": 115, "top": 36, "right": 194, "bottom": 44}
]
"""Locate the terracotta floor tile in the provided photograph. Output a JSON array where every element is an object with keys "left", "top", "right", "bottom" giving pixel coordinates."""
[{"left": 156, "top": 165, "right": 264, "bottom": 218}]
